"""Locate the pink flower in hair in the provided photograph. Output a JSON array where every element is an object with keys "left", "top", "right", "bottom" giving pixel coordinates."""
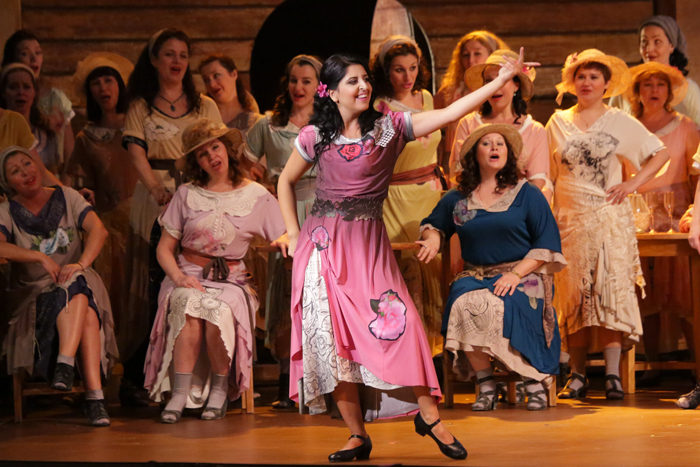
[{"left": 317, "top": 82, "right": 329, "bottom": 98}]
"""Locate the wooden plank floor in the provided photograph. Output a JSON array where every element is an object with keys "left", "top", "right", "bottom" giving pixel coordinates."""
[{"left": 1, "top": 386, "right": 699, "bottom": 466}]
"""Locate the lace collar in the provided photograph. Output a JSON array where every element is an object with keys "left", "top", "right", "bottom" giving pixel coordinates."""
[
  {"left": 467, "top": 179, "right": 528, "bottom": 212},
  {"left": 654, "top": 112, "right": 683, "bottom": 138},
  {"left": 9, "top": 187, "right": 65, "bottom": 236},
  {"left": 186, "top": 182, "right": 268, "bottom": 218},
  {"left": 83, "top": 123, "right": 122, "bottom": 142},
  {"left": 556, "top": 106, "right": 615, "bottom": 135}
]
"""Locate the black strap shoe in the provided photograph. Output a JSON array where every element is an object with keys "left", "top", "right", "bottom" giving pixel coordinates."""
[
  {"left": 328, "top": 434, "right": 372, "bottom": 462},
  {"left": 414, "top": 413, "right": 468, "bottom": 460},
  {"left": 51, "top": 363, "right": 75, "bottom": 391},
  {"left": 605, "top": 374, "right": 625, "bottom": 400},
  {"left": 558, "top": 373, "right": 588, "bottom": 399},
  {"left": 84, "top": 399, "right": 111, "bottom": 427}
]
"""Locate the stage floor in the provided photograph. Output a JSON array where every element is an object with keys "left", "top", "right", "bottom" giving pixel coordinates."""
[{"left": 1, "top": 386, "right": 699, "bottom": 466}]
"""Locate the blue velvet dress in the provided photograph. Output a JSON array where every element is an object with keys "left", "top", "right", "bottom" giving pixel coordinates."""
[{"left": 421, "top": 180, "right": 566, "bottom": 377}]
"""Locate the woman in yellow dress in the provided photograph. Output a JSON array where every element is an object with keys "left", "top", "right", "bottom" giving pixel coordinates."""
[{"left": 371, "top": 35, "right": 445, "bottom": 354}]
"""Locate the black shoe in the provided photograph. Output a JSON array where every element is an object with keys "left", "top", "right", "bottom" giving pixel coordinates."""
[
  {"left": 605, "top": 374, "right": 625, "bottom": 400},
  {"left": 83, "top": 399, "right": 111, "bottom": 427},
  {"left": 119, "top": 383, "right": 150, "bottom": 408},
  {"left": 51, "top": 363, "right": 75, "bottom": 391},
  {"left": 558, "top": 373, "right": 588, "bottom": 399},
  {"left": 328, "top": 434, "right": 372, "bottom": 462},
  {"left": 676, "top": 383, "right": 700, "bottom": 409},
  {"left": 413, "top": 413, "right": 468, "bottom": 460},
  {"left": 272, "top": 373, "right": 296, "bottom": 411}
]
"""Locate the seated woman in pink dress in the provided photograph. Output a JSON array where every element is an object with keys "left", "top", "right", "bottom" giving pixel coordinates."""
[
  {"left": 143, "top": 119, "right": 286, "bottom": 423},
  {"left": 274, "top": 50, "right": 534, "bottom": 462}
]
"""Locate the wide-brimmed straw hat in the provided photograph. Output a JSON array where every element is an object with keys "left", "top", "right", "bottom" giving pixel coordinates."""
[
  {"left": 73, "top": 52, "right": 134, "bottom": 104},
  {"left": 464, "top": 49, "right": 537, "bottom": 101},
  {"left": 625, "top": 61, "right": 688, "bottom": 107},
  {"left": 555, "top": 49, "right": 631, "bottom": 105},
  {"left": 175, "top": 118, "right": 244, "bottom": 171},
  {"left": 459, "top": 123, "right": 524, "bottom": 162}
]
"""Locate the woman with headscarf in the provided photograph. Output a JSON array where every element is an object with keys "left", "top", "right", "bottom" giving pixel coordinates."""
[{"left": 610, "top": 15, "right": 700, "bottom": 127}]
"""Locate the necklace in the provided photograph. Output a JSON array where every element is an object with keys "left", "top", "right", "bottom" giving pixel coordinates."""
[{"left": 158, "top": 93, "right": 185, "bottom": 112}]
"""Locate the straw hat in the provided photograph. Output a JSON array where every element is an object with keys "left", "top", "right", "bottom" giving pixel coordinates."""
[
  {"left": 459, "top": 123, "right": 524, "bottom": 162},
  {"left": 555, "top": 49, "right": 631, "bottom": 105},
  {"left": 175, "top": 118, "right": 244, "bottom": 171},
  {"left": 625, "top": 61, "right": 688, "bottom": 108},
  {"left": 73, "top": 52, "right": 134, "bottom": 103},
  {"left": 464, "top": 49, "right": 537, "bottom": 101}
]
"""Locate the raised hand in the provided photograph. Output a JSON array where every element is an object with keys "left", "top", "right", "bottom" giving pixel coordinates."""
[{"left": 498, "top": 47, "right": 540, "bottom": 82}]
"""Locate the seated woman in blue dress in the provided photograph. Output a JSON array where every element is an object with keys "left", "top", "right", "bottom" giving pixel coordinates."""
[{"left": 418, "top": 124, "right": 566, "bottom": 411}]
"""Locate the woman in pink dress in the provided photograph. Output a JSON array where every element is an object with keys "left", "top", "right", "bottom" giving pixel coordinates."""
[
  {"left": 274, "top": 50, "right": 532, "bottom": 462},
  {"left": 143, "top": 119, "right": 286, "bottom": 423}
]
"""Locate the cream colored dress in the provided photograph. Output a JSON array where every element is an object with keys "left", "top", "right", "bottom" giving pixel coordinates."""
[{"left": 547, "top": 107, "right": 664, "bottom": 349}]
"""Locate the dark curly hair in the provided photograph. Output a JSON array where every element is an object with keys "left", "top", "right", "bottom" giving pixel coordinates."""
[
  {"left": 457, "top": 135, "right": 519, "bottom": 197},
  {"left": 669, "top": 49, "right": 690, "bottom": 77},
  {"left": 183, "top": 136, "right": 243, "bottom": 188},
  {"left": 0, "top": 66, "right": 53, "bottom": 137},
  {"left": 84, "top": 66, "right": 128, "bottom": 123},
  {"left": 270, "top": 55, "right": 322, "bottom": 128},
  {"left": 198, "top": 54, "right": 254, "bottom": 112},
  {"left": 370, "top": 42, "right": 430, "bottom": 99},
  {"left": 480, "top": 76, "right": 528, "bottom": 124},
  {"left": 126, "top": 29, "right": 201, "bottom": 115},
  {"left": 310, "top": 54, "right": 383, "bottom": 159},
  {"left": 2, "top": 29, "right": 39, "bottom": 68}
]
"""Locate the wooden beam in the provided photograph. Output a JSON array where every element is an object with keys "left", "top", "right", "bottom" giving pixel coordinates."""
[{"left": 654, "top": 0, "right": 676, "bottom": 16}]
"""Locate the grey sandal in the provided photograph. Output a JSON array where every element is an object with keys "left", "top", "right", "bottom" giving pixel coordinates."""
[
  {"left": 524, "top": 380, "right": 547, "bottom": 411},
  {"left": 473, "top": 376, "right": 497, "bottom": 411}
]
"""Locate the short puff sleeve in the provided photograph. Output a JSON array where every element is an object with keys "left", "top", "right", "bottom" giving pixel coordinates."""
[
  {"left": 251, "top": 191, "right": 287, "bottom": 243},
  {"left": 420, "top": 189, "right": 460, "bottom": 241},
  {"left": 0, "top": 202, "right": 12, "bottom": 242},
  {"left": 293, "top": 125, "right": 317, "bottom": 163},
  {"left": 122, "top": 99, "right": 148, "bottom": 151},
  {"left": 243, "top": 115, "right": 268, "bottom": 163},
  {"left": 63, "top": 187, "right": 94, "bottom": 230},
  {"left": 158, "top": 184, "right": 188, "bottom": 240},
  {"left": 200, "top": 95, "right": 224, "bottom": 124}
]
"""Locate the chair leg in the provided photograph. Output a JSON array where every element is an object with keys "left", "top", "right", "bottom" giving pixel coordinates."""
[
  {"left": 621, "top": 345, "right": 636, "bottom": 395},
  {"left": 245, "top": 368, "right": 255, "bottom": 414},
  {"left": 507, "top": 381, "right": 517, "bottom": 405},
  {"left": 13, "top": 370, "right": 24, "bottom": 423},
  {"left": 443, "top": 349, "right": 453, "bottom": 409},
  {"left": 547, "top": 376, "right": 557, "bottom": 407}
]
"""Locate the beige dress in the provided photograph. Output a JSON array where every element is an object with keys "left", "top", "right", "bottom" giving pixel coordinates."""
[{"left": 547, "top": 107, "right": 664, "bottom": 349}]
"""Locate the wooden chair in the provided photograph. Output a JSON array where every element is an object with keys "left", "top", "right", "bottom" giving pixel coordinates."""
[{"left": 13, "top": 369, "right": 84, "bottom": 423}]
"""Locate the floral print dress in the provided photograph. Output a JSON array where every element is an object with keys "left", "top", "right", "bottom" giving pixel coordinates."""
[
  {"left": 0, "top": 187, "right": 117, "bottom": 378},
  {"left": 291, "top": 111, "right": 440, "bottom": 421}
]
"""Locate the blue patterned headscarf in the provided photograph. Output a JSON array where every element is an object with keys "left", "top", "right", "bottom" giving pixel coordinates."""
[{"left": 0, "top": 145, "right": 33, "bottom": 196}]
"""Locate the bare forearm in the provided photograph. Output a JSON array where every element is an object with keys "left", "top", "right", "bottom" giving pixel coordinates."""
[
  {"left": 129, "top": 145, "right": 160, "bottom": 191},
  {"left": 78, "top": 226, "right": 107, "bottom": 268},
  {"left": 156, "top": 244, "right": 185, "bottom": 283},
  {"left": 0, "top": 241, "right": 43, "bottom": 263},
  {"left": 412, "top": 77, "right": 508, "bottom": 138},
  {"left": 512, "top": 258, "right": 545, "bottom": 277},
  {"left": 631, "top": 149, "right": 671, "bottom": 190},
  {"left": 277, "top": 175, "right": 300, "bottom": 239}
]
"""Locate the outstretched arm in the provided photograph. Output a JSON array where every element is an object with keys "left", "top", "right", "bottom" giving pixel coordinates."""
[{"left": 412, "top": 48, "right": 538, "bottom": 138}]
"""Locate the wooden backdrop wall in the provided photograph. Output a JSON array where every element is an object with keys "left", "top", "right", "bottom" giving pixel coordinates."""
[{"left": 13, "top": 0, "right": 671, "bottom": 123}]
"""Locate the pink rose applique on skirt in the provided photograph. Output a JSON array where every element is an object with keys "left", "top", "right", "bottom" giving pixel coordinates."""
[
  {"left": 368, "top": 289, "right": 407, "bottom": 341},
  {"left": 310, "top": 226, "right": 330, "bottom": 251}
]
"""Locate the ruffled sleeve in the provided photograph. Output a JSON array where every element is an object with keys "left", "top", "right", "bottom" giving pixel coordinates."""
[
  {"left": 293, "top": 125, "right": 318, "bottom": 163},
  {"left": 200, "top": 95, "right": 223, "bottom": 124},
  {"left": 612, "top": 112, "right": 665, "bottom": 170},
  {"left": 158, "top": 184, "right": 189, "bottom": 240}
]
